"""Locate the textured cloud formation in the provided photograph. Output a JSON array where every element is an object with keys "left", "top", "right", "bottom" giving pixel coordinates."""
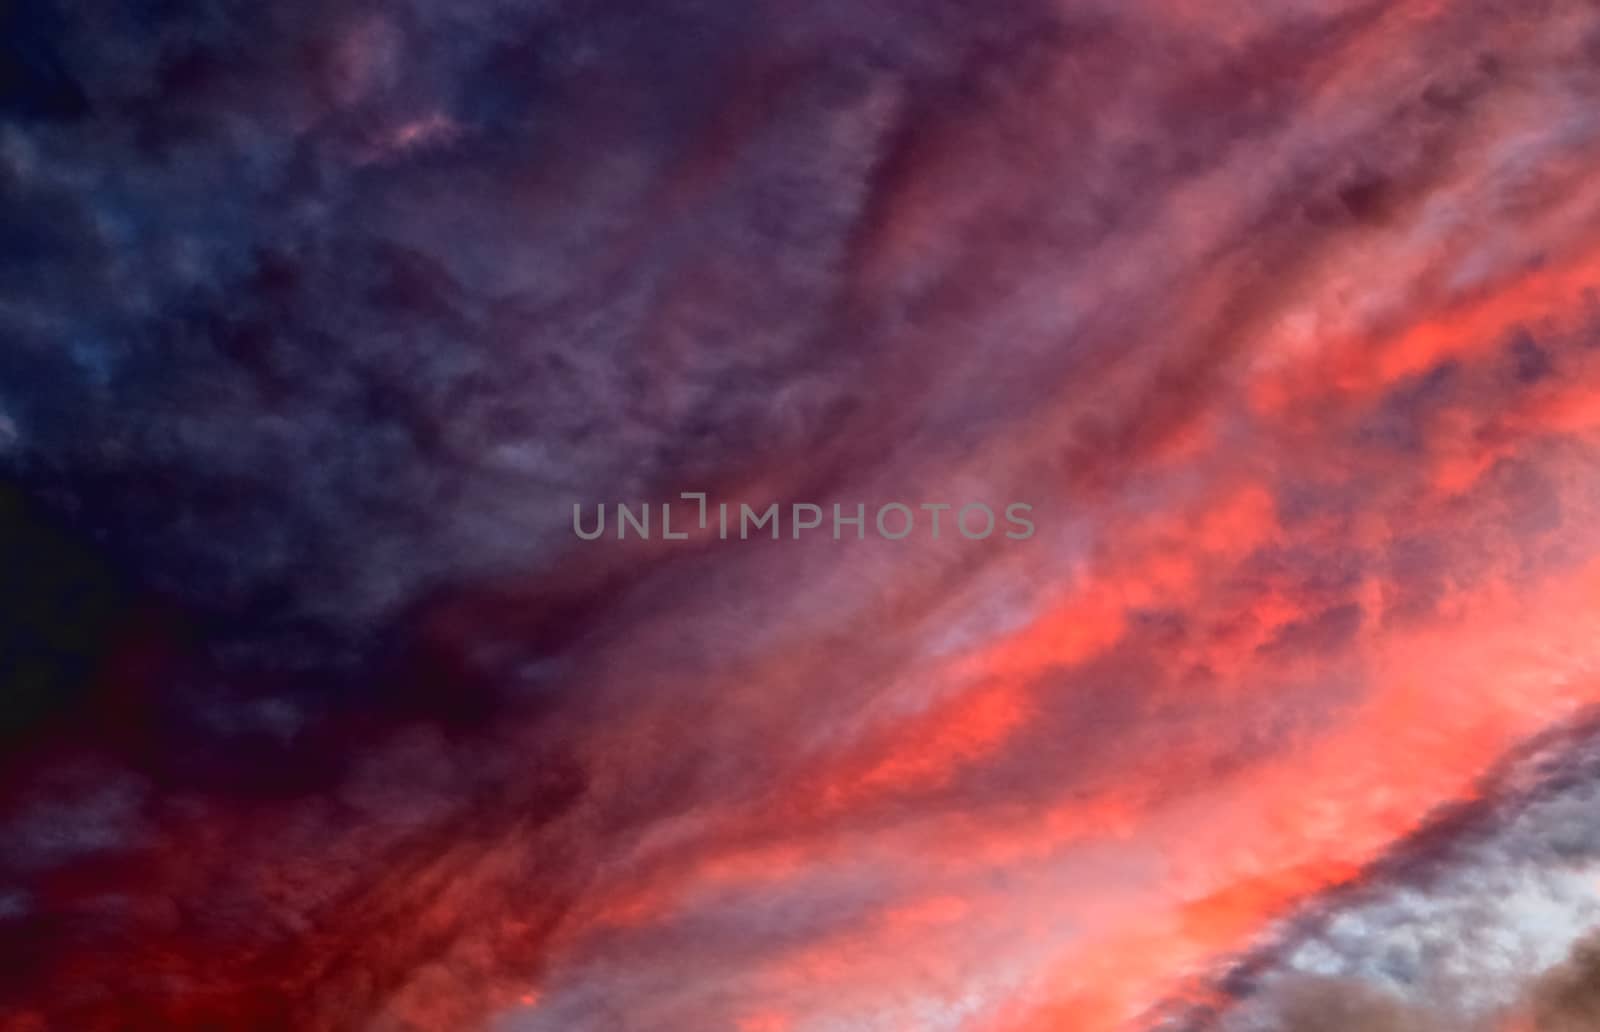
[
  {"left": 7, "top": 0, "right": 1600, "bottom": 1030},
  {"left": 1155, "top": 714, "right": 1600, "bottom": 1031}
]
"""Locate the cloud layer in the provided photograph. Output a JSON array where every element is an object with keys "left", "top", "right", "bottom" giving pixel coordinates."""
[{"left": 6, "top": 0, "right": 1600, "bottom": 1030}]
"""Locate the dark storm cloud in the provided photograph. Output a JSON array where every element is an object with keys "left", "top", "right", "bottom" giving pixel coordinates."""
[{"left": 0, "top": 0, "right": 978, "bottom": 646}]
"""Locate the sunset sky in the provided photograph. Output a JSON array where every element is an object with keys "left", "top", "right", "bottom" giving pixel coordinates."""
[{"left": 6, "top": 1, "right": 1600, "bottom": 1030}]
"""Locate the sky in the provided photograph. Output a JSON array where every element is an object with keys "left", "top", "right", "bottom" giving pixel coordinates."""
[{"left": 5, "top": 0, "right": 1600, "bottom": 1030}]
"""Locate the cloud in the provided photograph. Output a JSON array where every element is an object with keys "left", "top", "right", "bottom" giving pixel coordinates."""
[{"left": 6, "top": 0, "right": 1600, "bottom": 1030}]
